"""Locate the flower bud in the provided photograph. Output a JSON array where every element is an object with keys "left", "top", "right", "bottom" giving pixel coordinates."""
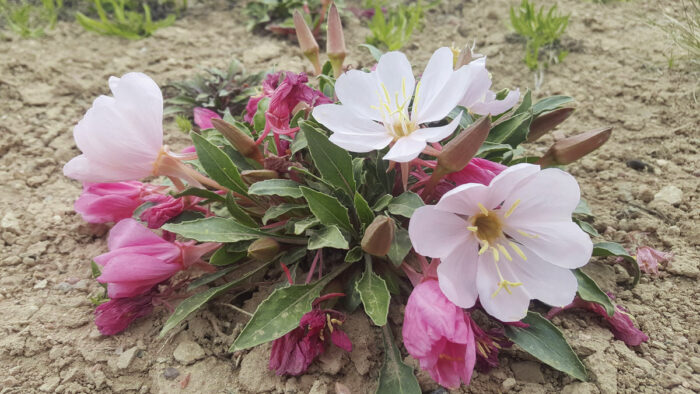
[
  {"left": 361, "top": 216, "right": 395, "bottom": 257},
  {"left": 248, "top": 237, "right": 280, "bottom": 261},
  {"left": 326, "top": 3, "right": 346, "bottom": 78},
  {"left": 537, "top": 126, "right": 612, "bottom": 167},
  {"left": 211, "top": 118, "right": 264, "bottom": 164},
  {"left": 437, "top": 116, "right": 491, "bottom": 174},
  {"left": 527, "top": 107, "right": 575, "bottom": 142},
  {"left": 293, "top": 11, "right": 322, "bottom": 76},
  {"left": 241, "top": 169, "right": 279, "bottom": 185}
]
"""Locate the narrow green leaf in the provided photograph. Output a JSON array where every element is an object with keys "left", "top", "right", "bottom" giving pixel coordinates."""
[
  {"left": 301, "top": 121, "right": 356, "bottom": 196},
  {"left": 225, "top": 192, "right": 258, "bottom": 227},
  {"left": 173, "top": 187, "right": 225, "bottom": 202},
  {"left": 354, "top": 192, "right": 375, "bottom": 228},
  {"left": 300, "top": 187, "right": 352, "bottom": 232},
  {"left": 532, "top": 95, "right": 574, "bottom": 116},
  {"left": 290, "top": 130, "right": 307, "bottom": 155},
  {"left": 262, "top": 203, "right": 307, "bottom": 225},
  {"left": 387, "top": 191, "right": 424, "bottom": 218},
  {"left": 344, "top": 268, "right": 363, "bottom": 312},
  {"left": 486, "top": 112, "right": 531, "bottom": 147},
  {"left": 372, "top": 194, "right": 393, "bottom": 211},
  {"left": 188, "top": 265, "right": 238, "bottom": 291},
  {"left": 345, "top": 246, "right": 363, "bottom": 263},
  {"left": 356, "top": 258, "right": 390, "bottom": 326},
  {"left": 294, "top": 217, "right": 320, "bottom": 235},
  {"left": 308, "top": 225, "right": 350, "bottom": 250},
  {"left": 376, "top": 325, "right": 421, "bottom": 394},
  {"left": 387, "top": 227, "right": 412, "bottom": 267},
  {"left": 573, "top": 199, "right": 594, "bottom": 217},
  {"left": 230, "top": 266, "right": 347, "bottom": 351},
  {"left": 573, "top": 269, "right": 615, "bottom": 317},
  {"left": 163, "top": 217, "right": 291, "bottom": 242},
  {"left": 191, "top": 132, "right": 248, "bottom": 195},
  {"left": 593, "top": 242, "right": 640, "bottom": 286},
  {"left": 574, "top": 218, "right": 599, "bottom": 237},
  {"left": 249, "top": 179, "right": 304, "bottom": 198},
  {"left": 504, "top": 312, "right": 588, "bottom": 381},
  {"left": 209, "top": 245, "right": 246, "bottom": 266}
]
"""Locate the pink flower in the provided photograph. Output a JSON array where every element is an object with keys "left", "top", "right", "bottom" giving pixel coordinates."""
[
  {"left": 94, "top": 292, "right": 155, "bottom": 335},
  {"left": 470, "top": 320, "right": 511, "bottom": 372},
  {"left": 75, "top": 181, "right": 163, "bottom": 223},
  {"left": 269, "top": 309, "right": 352, "bottom": 376},
  {"left": 193, "top": 107, "right": 221, "bottom": 130},
  {"left": 403, "top": 280, "right": 476, "bottom": 389},
  {"left": 548, "top": 296, "right": 649, "bottom": 346},
  {"left": 635, "top": 246, "right": 673, "bottom": 275},
  {"left": 459, "top": 57, "right": 520, "bottom": 116},
  {"left": 94, "top": 219, "right": 219, "bottom": 298},
  {"left": 447, "top": 158, "right": 507, "bottom": 186}
]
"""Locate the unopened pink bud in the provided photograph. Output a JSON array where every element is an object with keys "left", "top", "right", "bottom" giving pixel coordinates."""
[
  {"left": 538, "top": 126, "right": 612, "bottom": 167},
  {"left": 527, "top": 107, "right": 575, "bottom": 142},
  {"left": 293, "top": 11, "right": 321, "bottom": 75},
  {"left": 326, "top": 3, "right": 346, "bottom": 78}
]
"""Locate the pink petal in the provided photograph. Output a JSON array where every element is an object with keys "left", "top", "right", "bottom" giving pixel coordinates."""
[
  {"left": 437, "top": 241, "right": 480, "bottom": 309},
  {"left": 409, "top": 206, "right": 472, "bottom": 258},
  {"left": 193, "top": 107, "right": 221, "bottom": 130}
]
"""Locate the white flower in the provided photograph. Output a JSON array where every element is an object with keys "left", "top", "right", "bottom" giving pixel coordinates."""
[
  {"left": 63, "top": 72, "right": 164, "bottom": 182},
  {"left": 312, "top": 47, "right": 472, "bottom": 162},
  {"left": 408, "top": 163, "right": 592, "bottom": 322},
  {"left": 459, "top": 57, "right": 520, "bottom": 116}
]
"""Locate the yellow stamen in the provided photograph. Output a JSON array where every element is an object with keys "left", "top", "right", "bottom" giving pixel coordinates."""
[
  {"left": 326, "top": 313, "right": 334, "bottom": 333},
  {"left": 478, "top": 202, "right": 489, "bottom": 215},
  {"left": 467, "top": 226, "right": 478, "bottom": 232},
  {"left": 401, "top": 78, "right": 407, "bottom": 99},
  {"left": 517, "top": 229, "right": 539, "bottom": 239},
  {"left": 492, "top": 280, "right": 523, "bottom": 297},
  {"left": 504, "top": 199, "right": 521, "bottom": 218},
  {"left": 497, "top": 244, "right": 512, "bottom": 261},
  {"left": 478, "top": 240, "right": 490, "bottom": 255},
  {"left": 492, "top": 247, "right": 500, "bottom": 262},
  {"left": 509, "top": 241, "right": 527, "bottom": 261}
]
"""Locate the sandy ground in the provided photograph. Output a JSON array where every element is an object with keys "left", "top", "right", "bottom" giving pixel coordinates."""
[{"left": 0, "top": 0, "right": 698, "bottom": 392}]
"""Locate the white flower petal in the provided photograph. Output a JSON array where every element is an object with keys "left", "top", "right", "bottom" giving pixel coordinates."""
[
  {"left": 329, "top": 132, "right": 393, "bottom": 152},
  {"left": 471, "top": 89, "right": 520, "bottom": 116},
  {"left": 414, "top": 65, "right": 474, "bottom": 124},
  {"left": 410, "top": 47, "right": 453, "bottom": 122},
  {"left": 437, "top": 240, "right": 480, "bottom": 308},
  {"left": 63, "top": 154, "right": 152, "bottom": 183},
  {"left": 411, "top": 113, "right": 462, "bottom": 143},
  {"left": 458, "top": 58, "right": 492, "bottom": 108},
  {"left": 383, "top": 135, "right": 426, "bottom": 162},
  {"left": 508, "top": 245, "right": 578, "bottom": 307},
  {"left": 312, "top": 104, "right": 388, "bottom": 136},
  {"left": 505, "top": 221, "right": 592, "bottom": 269},
  {"left": 435, "top": 183, "right": 490, "bottom": 216},
  {"left": 504, "top": 168, "right": 582, "bottom": 223},
  {"left": 485, "top": 163, "right": 540, "bottom": 206},
  {"left": 409, "top": 205, "right": 472, "bottom": 258},
  {"left": 376, "top": 51, "right": 415, "bottom": 113},
  {"left": 109, "top": 72, "right": 163, "bottom": 152},
  {"left": 335, "top": 69, "right": 383, "bottom": 121},
  {"left": 476, "top": 254, "right": 530, "bottom": 322}
]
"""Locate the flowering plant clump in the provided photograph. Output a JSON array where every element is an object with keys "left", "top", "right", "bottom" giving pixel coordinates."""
[{"left": 63, "top": 4, "right": 653, "bottom": 390}]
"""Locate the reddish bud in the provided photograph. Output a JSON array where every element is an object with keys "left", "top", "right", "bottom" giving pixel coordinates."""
[
  {"left": 240, "top": 169, "right": 279, "bottom": 185},
  {"left": 537, "top": 126, "right": 612, "bottom": 167},
  {"left": 437, "top": 116, "right": 491, "bottom": 174},
  {"left": 527, "top": 107, "right": 575, "bottom": 142},
  {"left": 326, "top": 3, "right": 346, "bottom": 78},
  {"left": 361, "top": 216, "right": 395, "bottom": 256},
  {"left": 293, "top": 11, "right": 322, "bottom": 75},
  {"left": 211, "top": 118, "right": 264, "bottom": 164}
]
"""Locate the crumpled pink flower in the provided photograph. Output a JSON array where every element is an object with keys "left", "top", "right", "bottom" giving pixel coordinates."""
[
  {"left": 447, "top": 158, "right": 507, "bottom": 186},
  {"left": 139, "top": 194, "right": 209, "bottom": 229},
  {"left": 470, "top": 320, "right": 512, "bottom": 372},
  {"left": 269, "top": 308, "right": 352, "bottom": 376},
  {"left": 635, "top": 246, "right": 673, "bottom": 276},
  {"left": 547, "top": 296, "right": 649, "bottom": 346},
  {"left": 193, "top": 107, "right": 221, "bottom": 130},
  {"left": 403, "top": 279, "right": 476, "bottom": 389},
  {"left": 74, "top": 181, "right": 165, "bottom": 223},
  {"left": 95, "top": 219, "right": 219, "bottom": 298},
  {"left": 94, "top": 291, "right": 155, "bottom": 335}
]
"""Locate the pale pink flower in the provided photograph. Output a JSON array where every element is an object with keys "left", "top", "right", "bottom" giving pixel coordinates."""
[
  {"left": 313, "top": 47, "right": 474, "bottom": 162},
  {"left": 409, "top": 163, "right": 592, "bottom": 322},
  {"left": 193, "top": 107, "right": 221, "bottom": 130},
  {"left": 459, "top": 57, "right": 520, "bottom": 116},
  {"left": 74, "top": 181, "right": 164, "bottom": 223},
  {"left": 95, "top": 219, "right": 219, "bottom": 298},
  {"left": 635, "top": 246, "right": 673, "bottom": 275},
  {"left": 403, "top": 279, "right": 476, "bottom": 389}
]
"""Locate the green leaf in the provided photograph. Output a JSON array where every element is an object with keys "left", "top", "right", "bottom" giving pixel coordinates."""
[
  {"left": 372, "top": 194, "right": 394, "bottom": 211},
  {"left": 230, "top": 267, "right": 346, "bottom": 351},
  {"left": 504, "top": 312, "right": 588, "bottom": 381},
  {"left": 301, "top": 121, "right": 356, "bottom": 196},
  {"left": 188, "top": 265, "right": 238, "bottom": 290},
  {"left": 91, "top": 260, "right": 102, "bottom": 279},
  {"left": 356, "top": 258, "right": 390, "bottom": 326},
  {"left": 290, "top": 129, "right": 307, "bottom": 155},
  {"left": 294, "top": 217, "right": 320, "bottom": 235},
  {"left": 249, "top": 179, "right": 304, "bottom": 198},
  {"left": 262, "top": 203, "right": 306, "bottom": 225},
  {"left": 387, "top": 191, "right": 424, "bottom": 218},
  {"left": 593, "top": 242, "right": 640, "bottom": 286},
  {"left": 191, "top": 132, "right": 248, "bottom": 195},
  {"left": 574, "top": 218, "right": 599, "bottom": 237},
  {"left": 225, "top": 192, "right": 258, "bottom": 228},
  {"left": 376, "top": 325, "right": 421, "bottom": 394},
  {"left": 532, "top": 95, "right": 574, "bottom": 116},
  {"left": 173, "top": 187, "right": 225, "bottom": 202},
  {"left": 573, "top": 199, "right": 594, "bottom": 217},
  {"left": 160, "top": 259, "right": 275, "bottom": 337},
  {"left": 300, "top": 187, "right": 353, "bottom": 232},
  {"left": 360, "top": 43, "right": 384, "bottom": 61},
  {"left": 354, "top": 192, "right": 375, "bottom": 228},
  {"left": 344, "top": 268, "right": 363, "bottom": 312},
  {"left": 209, "top": 245, "right": 246, "bottom": 266},
  {"left": 573, "top": 269, "right": 615, "bottom": 317},
  {"left": 163, "top": 217, "right": 289, "bottom": 242},
  {"left": 308, "top": 225, "right": 350, "bottom": 250},
  {"left": 486, "top": 112, "right": 532, "bottom": 148},
  {"left": 387, "top": 227, "right": 412, "bottom": 267},
  {"left": 345, "top": 246, "right": 363, "bottom": 263}
]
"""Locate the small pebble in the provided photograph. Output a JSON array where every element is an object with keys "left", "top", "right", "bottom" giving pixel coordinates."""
[{"left": 163, "top": 367, "right": 180, "bottom": 380}]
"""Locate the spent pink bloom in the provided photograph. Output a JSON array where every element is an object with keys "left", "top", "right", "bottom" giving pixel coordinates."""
[
  {"left": 95, "top": 219, "right": 219, "bottom": 298},
  {"left": 459, "top": 57, "right": 520, "bottom": 116},
  {"left": 635, "top": 246, "right": 673, "bottom": 275},
  {"left": 403, "top": 279, "right": 476, "bottom": 389},
  {"left": 547, "top": 296, "right": 649, "bottom": 346},
  {"left": 94, "top": 292, "right": 155, "bottom": 335},
  {"left": 269, "top": 308, "right": 351, "bottom": 376},
  {"left": 409, "top": 163, "right": 592, "bottom": 322},
  {"left": 139, "top": 194, "right": 209, "bottom": 229},
  {"left": 470, "top": 320, "right": 511, "bottom": 372},
  {"left": 74, "top": 181, "right": 164, "bottom": 223},
  {"left": 447, "top": 158, "right": 507, "bottom": 186},
  {"left": 193, "top": 107, "right": 221, "bottom": 130}
]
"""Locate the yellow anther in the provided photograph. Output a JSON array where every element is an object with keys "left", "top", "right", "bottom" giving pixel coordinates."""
[
  {"left": 478, "top": 202, "right": 489, "bottom": 215},
  {"left": 478, "top": 240, "right": 490, "bottom": 255},
  {"left": 491, "top": 280, "right": 523, "bottom": 297},
  {"left": 413, "top": 81, "right": 422, "bottom": 114},
  {"left": 497, "top": 244, "right": 512, "bottom": 261},
  {"left": 381, "top": 83, "right": 391, "bottom": 104},
  {"left": 467, "top": 226, "right": 478, "bottom": 232},
  {"left": 326, "top": 313, "right": 334, "bottom": 333},
  {"left": 504, "top": 199, "right": 521, "bottom": 218},
  {"left": 492, "top": 247, "right": 500, "bottom": 262},
  {"left": 517, "top": 229, "right": 539, "bottom": 239},
  {"left": 508, "top": 241, "right": 527, "bottom": 261},
  {"left": 401, "top": 78, "right": 407, "bottom": 99},
  {"left": 330, "top": 318, "right": 343, "bottom": 326}
]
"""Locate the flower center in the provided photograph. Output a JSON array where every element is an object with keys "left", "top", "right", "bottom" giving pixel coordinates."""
[
  {"left": 471, "top": 211, "right": 503, "bottom": 245},
  {"left": 370, "top": 79, "right": 421, "bottom": 140}
]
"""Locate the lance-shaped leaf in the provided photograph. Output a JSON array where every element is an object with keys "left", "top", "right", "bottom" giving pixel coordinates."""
[
  {"left": 209, "top": 245, "right": 246, "bottom": 266},
  {"left": 387, "top": 192, "right": 424, "bottom": 218},
  {"left": 573, "top": 269, "right": 615, "bottom": 317},
  {"left": 504, "top": 312, "right": 588, "bottom": 381},
  {"left": 532, "top": 95, "right": 574, "bottom": 116},
  {"left": 387, "top": 226, "right": 412, "bottom": 267},
  {"left": 593, "top": 242, "right": 640, "bottom": 286},
  {"left": 230, "top": 266, "right": 346, "bottom": 352},
  {"left": 163, "top": 217, "right": 294, "bottom": 242},
  {"left": 191, "top": 132, "right": 248, "bottom": 195},
  {"left": 356, "top": 259, "right": 390, "bottom": 326},
  {"left": 248, "top": 179, "right": 304, "bottom": 198},
  {"left": 173, "top": 187, "right": 226, "bottom": 202},
  {"left": 376, "top": 325, "right": 421, "bottom": 394},
  {"left": 294, "top": 217, "right": 319, "bottom": 235},
  {"left": 301, "top": 121, "right": 356, "bottom": 196},
  {"left": 486, "top": 112, "right": 531, "bottom": 148},
  {"left": 300, "top": 187, "right": 352, "bottom": 232},
  {"left": 262, "top": 203, "right": 307, "bottom": 225},
  {"left": 354, "top": 192, "right": 375, "bottom": 228},
  {"left": 308, "top": 225, "right": 350, "bottom": 250},
  {"left": 226, "top": 192, "right": 257, "bottom": 227}
]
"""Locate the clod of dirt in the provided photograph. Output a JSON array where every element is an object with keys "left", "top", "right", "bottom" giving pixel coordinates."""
[
  {"left": 116, "top": 346, "right": 139, "bottom": 370},
  {"left": 173, "top": 340, "right": 205, "bottom": 365},
  {"left": 652, "top": 185, "right": 683, "bottom": 206},
  {"left": 163, "top": 367, "right": 180, "bottom": 380},
  {"left": 511, "top": 361, "right": 545, "bottom": 384}
]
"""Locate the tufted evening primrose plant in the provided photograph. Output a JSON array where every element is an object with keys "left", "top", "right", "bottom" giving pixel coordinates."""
[{"left": 62, "top": 6, "right": 648, "bottom": 391}]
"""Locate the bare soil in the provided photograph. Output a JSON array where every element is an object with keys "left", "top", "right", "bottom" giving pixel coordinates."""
[{"left": 0, "top": 0, "right": 698, "bottom": 393}]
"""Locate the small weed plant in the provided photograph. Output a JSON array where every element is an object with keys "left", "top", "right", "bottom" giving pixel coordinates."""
[
  {"left": 509, "top": 0, "right": 570, "bottom": 71},
  {"left": 0, "top": 0, "right": 62, "bottom": 38},
  {"left": 244, "top": 0, "right": 338, "bottom": 37},
  {"left": 364, "top": 0, "right": 435, "bottom": 51},
  {"left": 75, "top": 0, "right": 185, "bottom": 39},
  {"left": 653, "top": 0, "right": 699, "bottom": 67}
]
